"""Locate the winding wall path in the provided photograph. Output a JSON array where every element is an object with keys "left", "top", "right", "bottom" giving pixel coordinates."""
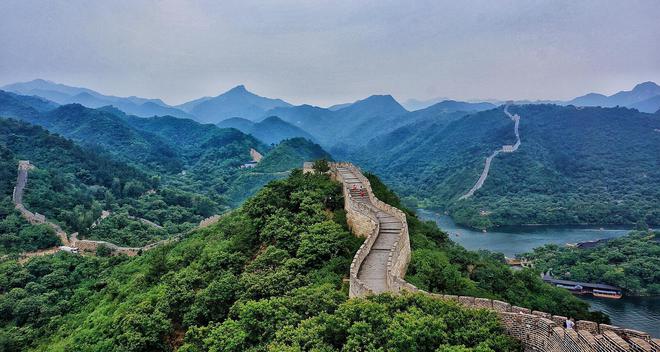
[
  {"left": 459, "top": 104, "right": 521, "bottom": 200},
  {"left": 10, "top": 161, "right": 221, "bottom": 259},
  {"left": 327, "top": 162, "right": 659, "bottom": 351}
]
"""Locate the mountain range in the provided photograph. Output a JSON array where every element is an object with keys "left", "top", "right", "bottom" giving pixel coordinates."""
[
  {"left": 176, "top": 85, "right": 292, "bottom": 123},
  {"left": 217, "top": 115, "right": 315, "bottom": 145},
  {"left": 350, "top": 104, "right": 660, "bottom": 229},
  {"left": 1, "top": 79, "right": 195, "bottom": 120},
  {"left": 567, "top": 81, "right": 660, "bottom": 112},
  {"left": 2, "top": 78, "right": 660, "bottom": 229},
  {"left": 0, "top": 90, "right": 329, "bottom": 206}
]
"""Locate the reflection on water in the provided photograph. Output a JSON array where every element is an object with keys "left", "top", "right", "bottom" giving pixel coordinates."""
[
  {"left": 417, "top": 209, "right": 658, "bottom": 337},
  {"left": 581, "top": 295, "right": 660, "bottom": 337}
]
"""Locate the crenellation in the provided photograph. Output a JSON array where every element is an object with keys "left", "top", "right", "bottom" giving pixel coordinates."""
[
  {"left": 511, "top": 305, "right": 532, "bottom": 314},
  {"left": 553, "top": 315, "right": 569, "bottom": 326},
  {"left": 622, "top": 329, "right": 651, "bottom": 340},
  {"left": 532, "top": 310, "right": 552, "bottom": 319},
  {"left": 577, "top": 320, "right": 599, "bottom": 334},
  {"left": 474, "top": 297, "right": 493, "bottom": 309},
  {"left": 600, "top": 324, "right": 625, "bottom": 335},
  {"left": 492, "top": 299, "right": 511, "bottom": 312}
]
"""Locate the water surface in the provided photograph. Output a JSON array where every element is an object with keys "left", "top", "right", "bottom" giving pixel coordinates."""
[
  {"left": 417, "top": 209, "right": 658, "bottom": 337},
  {"left": 417, "top": 210, "right": 629, "bottom": 257}
]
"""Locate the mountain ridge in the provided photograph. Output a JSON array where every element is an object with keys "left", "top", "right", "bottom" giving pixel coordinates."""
[
  {"left": 177, "top": 85, "right": 292, "bottom": 123},
  {"left": 2, "top": 79, "right": 195, "bottom": 119}
]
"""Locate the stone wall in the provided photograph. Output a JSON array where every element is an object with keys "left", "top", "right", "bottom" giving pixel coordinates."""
[
  {"left": 330, "top": 162, "right": 412, "bottom": 298},
  {"left": 330, "top": 162, "right": 380, "bottom": 297},
  {"left": 330, "top": 162, "right": 659, "bottom": 351},
  {"left": 73, "top": 239, "right": 140, "bottom": 256}
]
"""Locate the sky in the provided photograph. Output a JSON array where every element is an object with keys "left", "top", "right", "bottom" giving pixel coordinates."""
[{"left": 1, "top": 0, "right": 659, "bottom": 107}]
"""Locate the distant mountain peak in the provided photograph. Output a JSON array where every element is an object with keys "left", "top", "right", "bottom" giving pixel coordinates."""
[
  {"left": 633, "top": 81, "right": 659, "bottom": 90},
  {"left": 30, "top": 78, "right": 53, "bottom": 84},
  {"left": 226, "top": 85, "right": 248, "bottom": 94},
  {"left": 261, "top": 115, "right": 284, "bottom": 123}
]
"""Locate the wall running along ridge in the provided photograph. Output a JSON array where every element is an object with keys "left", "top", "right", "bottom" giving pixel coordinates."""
[
  {"left": 328, "top": 162, "right": 659, "bottom": 351},
  {"left": 11, "top": 161, "right": 219, "bottom": 258}
]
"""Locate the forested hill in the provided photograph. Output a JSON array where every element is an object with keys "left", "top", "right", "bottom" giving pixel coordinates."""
[
  {"left": 217, "top": 115, "right": 316, "bottom": 145},
  {"left": 0, "top": 118, "right": 160, "bottom": 254},
  {"left": 0, "top": 169, "right": 601, "bottom": 351},
  {"left": 0, "top": 91, "right": 336, "bottom": 249},
  {"left": 523, "top": 230, "right": 660, "bottom": 296},
  {"left": 352, "top": 104, "right": 660, "bottom": 229}
]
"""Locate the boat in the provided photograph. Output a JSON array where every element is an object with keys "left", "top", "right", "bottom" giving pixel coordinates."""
[
  {"left": 592, "top": 289, "right": 622, "bottom": 299},
  {"left": 556, "top": 284, "right": 584, "bottom": 294}
]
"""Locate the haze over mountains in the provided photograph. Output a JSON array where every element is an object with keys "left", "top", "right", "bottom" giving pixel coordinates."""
[
  {"left": 568, "top": 81, "right": 660, "bottom": 112},
  {"left": 217, "top": 116, "right": 315, "bottom": 145},
  {"left": 4, "top": 79, "right": 660, "bottom": 127},
  {"left": 2, "top": 78, "right": 659, "bottom": 229},
  {"left": 176, "top": 85, "right": 292, "bottom": 123}
]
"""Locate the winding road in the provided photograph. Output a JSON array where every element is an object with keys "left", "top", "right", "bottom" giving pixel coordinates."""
[{"left": 459, "top": 104, "right": 521, "bottom": 200}]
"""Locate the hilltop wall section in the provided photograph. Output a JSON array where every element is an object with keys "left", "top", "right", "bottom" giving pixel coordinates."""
[
  {"left": 329, "top": 162, "right": 659, "bottom": 352},
  {"left": 11, "top": 160, "right": 207, "bottom": 259}
]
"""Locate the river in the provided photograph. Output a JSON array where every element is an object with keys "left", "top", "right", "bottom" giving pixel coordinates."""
[{"left": 417, "top": 209, "right": 659, "bottom": 337}]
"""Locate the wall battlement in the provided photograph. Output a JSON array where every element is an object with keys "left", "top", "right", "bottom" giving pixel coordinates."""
[{"left": 329, "top": 162, "right": 659, "bottom": 351}]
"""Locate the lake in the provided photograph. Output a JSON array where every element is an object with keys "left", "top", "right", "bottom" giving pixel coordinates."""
[{"left": 417, "top": 209, "right": 659, "bottom": 337}]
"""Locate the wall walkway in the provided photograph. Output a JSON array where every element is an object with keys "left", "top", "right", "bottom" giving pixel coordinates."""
[
  {"left": 460, "top": 104, "right": 521, "bottom": 200},
  {"left": 11, "top": 161, "right": 219, "bottom": 259}
]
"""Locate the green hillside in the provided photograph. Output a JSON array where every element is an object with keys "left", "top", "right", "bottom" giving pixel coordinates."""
[
  {"left": 0, "top": 118, "right": 164, "bottom": 253},
  {"left": 0, "top": 170, "right": 602, "bottom": 351},
  {"left": 0, "top": 91, "right": 334, "bottom": 214},
  {"left": 217, "top": 116, "right": 316, "bottom": 145},
  {"left": 255, "top": 137, "right": 331, "bottom": 172},
  {"left": 353, "top": 105, "right": 660, "bottom": 229},
  {"left": 523, "top": 230, "right": 660, "bottom": 296}
]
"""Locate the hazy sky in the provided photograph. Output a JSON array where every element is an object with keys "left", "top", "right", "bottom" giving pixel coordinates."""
[{"left": 1, "top": 0, "right": 659, "bottom": 106}]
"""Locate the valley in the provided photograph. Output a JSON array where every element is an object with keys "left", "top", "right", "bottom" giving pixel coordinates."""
[
  {"left": 1, "top": 79, "right": 659, "bottom": 350},
  {"left": 3, "top": 3, "right": 660, "bottom": 351}
]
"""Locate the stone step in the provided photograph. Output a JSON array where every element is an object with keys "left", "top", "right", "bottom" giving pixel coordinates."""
[
  {"left": 379, "top": 229, "right": 401, "bottom": 234},
  {"left": 380, "top": 224, "right": 402, "bottom": 230}
]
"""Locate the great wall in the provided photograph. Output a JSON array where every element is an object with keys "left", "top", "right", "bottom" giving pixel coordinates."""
[
  {"left": 460, "top": 104, "right": 521, "bottom": 200},
  {"left": 11, "top": 157, "right": 660, "bottom": 350},
  {"left": 322, "top": 161, "right": 660, "bottom": 352},
  {"left": 11, "top": 161, "right": 221, "bottom": 259}
]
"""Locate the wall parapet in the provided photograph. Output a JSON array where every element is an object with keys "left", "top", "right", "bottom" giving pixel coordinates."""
[
  {"left": 330, "top": 162, "right": 412, "bottom": 297},
  {"left": 328, "top": 161, "right": 658, "bottom": 351}
]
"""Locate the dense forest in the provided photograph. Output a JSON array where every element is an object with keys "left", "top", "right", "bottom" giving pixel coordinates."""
[
  {"left": 0, "top": 170, "right": 607, "bottom": 351},
  {"left": 522, "top": 231, "right": 660, "bottom": 296},
  {"left": 352, "top": 105, "right": 660, "bottom": 229},
  {"left": 0, "top": 118, "right": 167, "bottom": 253},
  {"left": 0, "top": 91, "right": 331, "bottom": 250},
  {"left": 0, "top": 90, "right": 330, "bottom": 209}
]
